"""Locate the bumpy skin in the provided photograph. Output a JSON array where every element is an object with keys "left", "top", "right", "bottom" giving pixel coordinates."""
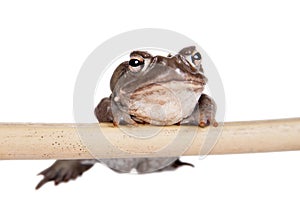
[{"left": 36, "top": 46, "right": 217, "bottom": 189}]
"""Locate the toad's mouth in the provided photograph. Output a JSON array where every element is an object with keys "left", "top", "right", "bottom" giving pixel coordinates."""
[
  {"left": 132, "top": 79, "right": 205, "bottom": 94},
  {"left": 128, "top": 80, "right": 204, "bottom": 125}
]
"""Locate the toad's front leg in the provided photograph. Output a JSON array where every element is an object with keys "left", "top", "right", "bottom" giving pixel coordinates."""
[
  {"left": 95, "top": 96, "right": 137, "bottom": 126},
  {"left": 198, "top": 94, "right": 218, "bottom": 127},
  {"left": 181, "top": 94, "right": 218, "bottom": 127}
]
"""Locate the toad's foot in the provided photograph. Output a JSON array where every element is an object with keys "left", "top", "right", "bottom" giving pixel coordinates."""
[
  {"left": 36, "top": 160, "right": 94, "bottom": 190},
  {"left": 154, "top": 159, "right": 194, "bottom": 172}
]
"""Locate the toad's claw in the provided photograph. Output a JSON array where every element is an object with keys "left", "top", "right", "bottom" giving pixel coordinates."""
[
  {"left": 199, "top": 121, "right": 206, "bottom": 128},
  {"left": 36, "top": 160, "right": 93, "bottom": 190},
  {"left": 212, "top": 121, "right": 218, "bottom": 127},
  {"left": 199, "top": 119, "right": 218, "bottom": 128},
  {"left": 199, "top": 113, "right": 218, "bottom": 128}
]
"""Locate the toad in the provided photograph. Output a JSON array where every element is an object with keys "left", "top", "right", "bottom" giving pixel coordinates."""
[{"left": 36, "top": 46, "right": 217, "bottom": 189}]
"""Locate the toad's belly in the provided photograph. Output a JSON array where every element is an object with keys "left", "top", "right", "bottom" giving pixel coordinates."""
[{"left": 129, "top": 81, "right": 203, "bottom": 125}]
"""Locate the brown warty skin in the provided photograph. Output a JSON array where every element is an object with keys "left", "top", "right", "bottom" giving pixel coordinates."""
[{"left": 36, "top": 46, "right": 217, "bottom": 190}]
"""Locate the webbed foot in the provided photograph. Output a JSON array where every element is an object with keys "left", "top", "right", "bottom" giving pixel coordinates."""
[{"left": 36, "top": 160, "right": 94, "bottom": 189}]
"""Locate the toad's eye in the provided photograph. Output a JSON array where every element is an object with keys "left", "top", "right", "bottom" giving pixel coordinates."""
[
  {"left": 129, "top": 59, "right": 144, "bottom": 67},
  {"left": 129, "top": 57, "right": 144, "bottom": 72},
  {"left": 192, "top": 52, "right": 201, "bottom": 61}
]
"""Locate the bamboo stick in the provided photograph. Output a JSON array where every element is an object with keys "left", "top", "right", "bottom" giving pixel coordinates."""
[{"left": 0, "top": 118, "right": 300, "bottom": 160}]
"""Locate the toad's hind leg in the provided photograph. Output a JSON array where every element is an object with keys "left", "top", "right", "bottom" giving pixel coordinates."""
[
  {"left": 36, "top": 160, "right": 95, "bottom": 190},
  {"left": 135, "top": 158, "right": 194, "bottom": 173},
  {"left": 155, "top": 159, "right": 195, "bottom": 172},
  {"left": 36, "top": 96, "right": 118, "bottom": 190}
]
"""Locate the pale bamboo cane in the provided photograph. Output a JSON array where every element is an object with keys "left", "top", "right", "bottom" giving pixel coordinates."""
[{"left": 0, "top": 118, "right": 299, "bottom": 160}]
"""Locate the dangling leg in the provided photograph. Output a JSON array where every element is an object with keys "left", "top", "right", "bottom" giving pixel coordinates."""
[
  {"left": 36, "top": 97, "right": 113, "bottom": 189},
  {"left": 36, "top": 160, "right": 95, "bottom": 189}
]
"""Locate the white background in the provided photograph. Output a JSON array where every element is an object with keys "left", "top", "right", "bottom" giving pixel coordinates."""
[{"left": 0, "top": 0, "right": 300, "bottom": 199}]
